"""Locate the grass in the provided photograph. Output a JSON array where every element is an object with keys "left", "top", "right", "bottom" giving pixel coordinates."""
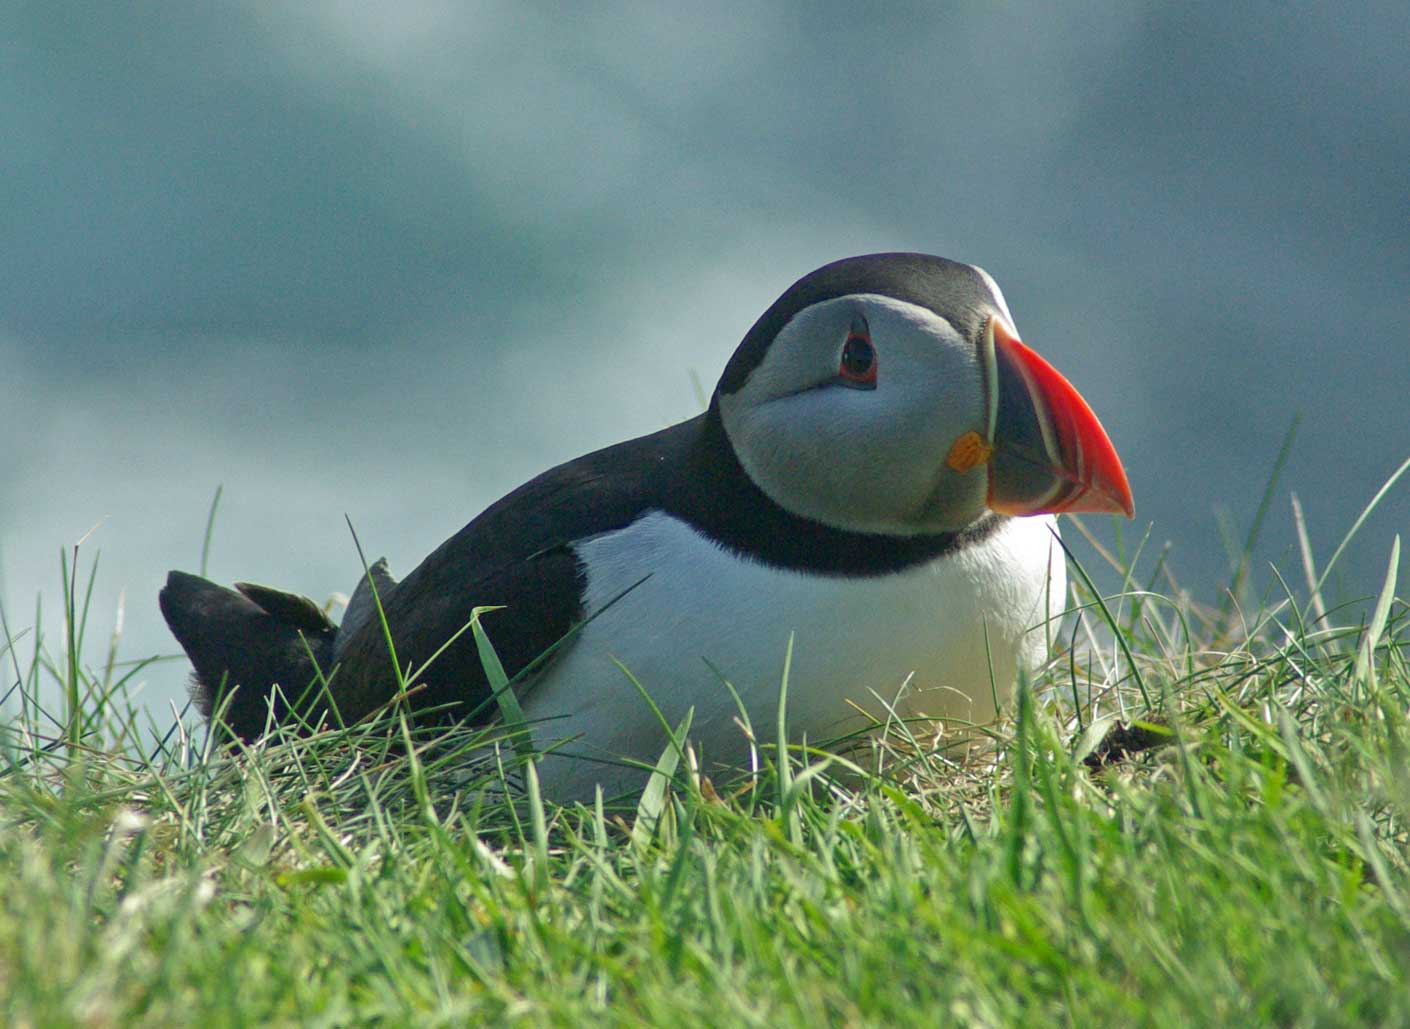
[{"left": 1, "top": 493, "right": 1408, "bottom": 1026}]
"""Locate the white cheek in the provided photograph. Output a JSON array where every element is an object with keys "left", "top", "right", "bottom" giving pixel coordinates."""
[{"left": 718, "top": 295, "right": 989, "bottom": 533}]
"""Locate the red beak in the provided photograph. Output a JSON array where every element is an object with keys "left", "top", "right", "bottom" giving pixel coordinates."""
[{"left": 982, "top": 317, "right": 1134, "bottom": 519}]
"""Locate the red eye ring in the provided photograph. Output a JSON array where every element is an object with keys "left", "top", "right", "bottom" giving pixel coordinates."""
[{"left": 839, "top": 333, "right": 877, "bottom": 387}]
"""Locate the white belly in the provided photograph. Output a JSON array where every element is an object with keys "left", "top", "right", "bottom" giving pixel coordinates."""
[{"left": 521, "top": 511, "right": 1066, "bottom": 801}]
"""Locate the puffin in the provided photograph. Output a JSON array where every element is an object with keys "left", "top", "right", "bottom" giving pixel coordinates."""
[{"left": 160, "top": 253, "right": 1133, "bottom": 802}]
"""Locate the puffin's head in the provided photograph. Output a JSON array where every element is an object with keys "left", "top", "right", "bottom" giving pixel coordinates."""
[{"left": 715, "top": 253, "right": 1134, "bottom": 536}]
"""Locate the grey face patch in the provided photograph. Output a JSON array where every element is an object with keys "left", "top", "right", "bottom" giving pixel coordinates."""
[
  {"left": 718, "top": 252, "right": 1000, "bottom": 396},
  {"left": 717, "top": 294, "right": 993, "bottom": 536}
]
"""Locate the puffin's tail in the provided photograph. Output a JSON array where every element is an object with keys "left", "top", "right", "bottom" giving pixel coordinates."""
[{"left": 159, "top": 571, "right": 338, "bottom": 741}]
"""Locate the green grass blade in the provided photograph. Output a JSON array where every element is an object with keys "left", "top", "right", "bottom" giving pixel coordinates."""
[
  {"left": 632, "top": 707, "right": 694, "bottom": 850},
  {"left": 199, "top": 484, "right": 223, "bottom": 577},
  {"left": 1290, "top": 491, "right": 1329, "bottom": 627},
  {"left": 1351, "top": 535, "right": 1400, "bottom": 695},
  {"left": 1053, "top": 526, "right": 1153, "bottom": 709},
  {"left": 1224, "top": 414, "right": 1299, "bottom": 614},
  {"left": 1308, "top": 452, "right": 1410, "bottom": 615},
  {"left": 524, "top": 759, "right": 550, "bottom": 895},
  {"left": 470, "top": 612, "right": 535, "bottom": 765},
  {"left": 774, "top": 633, "right": 803, "bottom": 844}
]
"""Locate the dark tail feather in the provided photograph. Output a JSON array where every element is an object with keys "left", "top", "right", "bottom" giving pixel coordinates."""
[{"left": 159, "top": 571, "right": 337, "bottom": 741}]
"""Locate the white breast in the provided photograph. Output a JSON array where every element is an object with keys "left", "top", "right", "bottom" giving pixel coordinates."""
[{"left": 521, "top": 511, "right": 1066, "bottom": 801}]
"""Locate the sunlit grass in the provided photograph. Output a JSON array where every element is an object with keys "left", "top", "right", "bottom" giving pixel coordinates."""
[{"left": 1, "top": 475, "right": 1407, "bottom": 1025}]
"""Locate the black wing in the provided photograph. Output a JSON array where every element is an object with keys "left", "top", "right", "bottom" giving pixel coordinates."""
[
  {"left": 281, "top": 418, "right": 700, "bottom": 727},
  {"left": 159, "top": 571, "right": 337, "bottom": 737}
]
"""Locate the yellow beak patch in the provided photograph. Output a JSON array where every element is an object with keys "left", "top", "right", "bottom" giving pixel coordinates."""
[{"left": 946, "top": 430, "right": 994, "bottom": 474}]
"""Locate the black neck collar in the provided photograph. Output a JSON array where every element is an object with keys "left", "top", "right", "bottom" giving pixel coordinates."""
[{"left": 657, "top": 402, "right": 1005, "bottom": 577}]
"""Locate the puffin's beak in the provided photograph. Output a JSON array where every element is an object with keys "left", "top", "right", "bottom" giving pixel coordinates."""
[{"left": 980, "top": 317, "right": 1134, "bottom": 518}]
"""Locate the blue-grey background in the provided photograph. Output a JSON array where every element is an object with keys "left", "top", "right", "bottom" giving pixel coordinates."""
[{"left": 3, "top": 3, "right": 1407, "bottom": 723}]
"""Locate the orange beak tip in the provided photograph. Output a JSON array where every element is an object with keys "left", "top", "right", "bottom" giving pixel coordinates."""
[{"left": 985, "top": 318, "right": 1135, "bottom": 521}]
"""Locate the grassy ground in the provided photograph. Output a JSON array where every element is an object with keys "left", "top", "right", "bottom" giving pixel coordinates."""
[{"left": 1, "top": 502, "right": 1408, "bottom": 1026}]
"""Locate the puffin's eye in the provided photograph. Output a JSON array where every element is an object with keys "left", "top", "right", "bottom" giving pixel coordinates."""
[{"left": 839, "top": 333, "right": 877, "bottom": 388}]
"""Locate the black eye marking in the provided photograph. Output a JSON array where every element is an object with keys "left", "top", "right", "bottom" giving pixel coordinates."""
[{"left": 839, "top": 331, "right": 877, "bottom": 388}]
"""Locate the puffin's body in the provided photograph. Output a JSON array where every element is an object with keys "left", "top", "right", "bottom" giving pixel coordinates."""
[
  {"left": 161, "top": 254, "right": 1132, "bottom": 802},
  {"left": 525, "top": 508, "right": 1064, "bottom": 799}
]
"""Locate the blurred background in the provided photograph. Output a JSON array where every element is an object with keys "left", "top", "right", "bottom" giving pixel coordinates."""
[{"left": 3, "top": 2, "right": 1408, "bottom": 724}]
